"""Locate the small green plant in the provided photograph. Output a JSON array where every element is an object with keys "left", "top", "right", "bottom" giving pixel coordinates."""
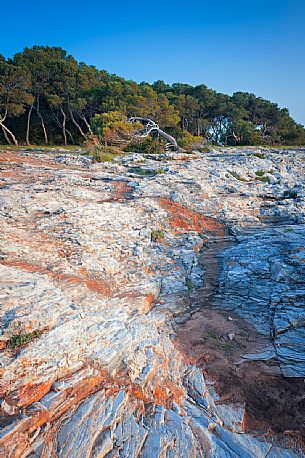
[
  {"left": 254, "top": 152, "right": 265, "bottom": 159},
  {"left": 255, "top": 169, "right": 265, "bottom": 177},
  {"left": 228, "top": 170, "right": 248, "bottom": 182},
  {"left": 221, "top": 341, "right": 240, "bottom": 352},
  {"left": 92, "top": 146, "right": 124, "bottom": 162},
  {"left": 195, "top": 146, "right": 210, "bottom": 154},
  {"left": 93, "top": 151, "right": 116, "bottom": 162},
  {"left": 256, "top": 175, "right": 271, "bottom": 183},
  {"left": 202, "top": 329, "right": 219, "bottom": 340},
  {"left": 7, "top": 329, "right": 44, "bottom": 351},
  {"left": 128, "top": 167, "right": 165, "bottom": 176},
  {"left": 151, "top": 229, "right": 165, "bottom": 242}
]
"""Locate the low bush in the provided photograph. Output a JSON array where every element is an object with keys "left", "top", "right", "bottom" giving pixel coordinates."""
[
  {"left": 124, "top": 137, "right": 164, "bottom": 155},
  {"left": 128, "top": 167, "right": 165, "bottom": 176},
  {"left": 228, "top": 170, "right": 248, "bottom": 182},
  {"left": 92, "top": 146, "right": 123, "bottom": 162},
  {"left": 177, "top": 131, "right": 203, "bottom": 149},
  {"left": 255, "top": 169, "right": 265, "bottom": 177},
  {"left": 151, "top": 229, "right": 165, "bottom": 242},
  {"left": 256, "top": 175, "right": 271, "bottom": 183},
  {"left": 254, "top": 152, "right": 265, "bottom": 159},
  {"left": 7, "top": 329, "right": 44, "bottom": 351}
]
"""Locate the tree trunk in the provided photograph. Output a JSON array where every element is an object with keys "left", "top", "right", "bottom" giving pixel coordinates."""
[
  {"left": 36, "top": 97, "right": 48, "bottom": 144},
  {"left": 81, "top": 115, "right": 92, "bottom": 133},
  {"left": 70, "top": 110, "right": 86, "bottom": 139},
  {"left": 2, "top": 125, "right": 11, "bottom": 144},
  {"left": 66, "top": 128, "right": 75, "bottom": 145},
  {"left": 26, "top": 103, "right": 34, "bottom": 146},
  {"left": 0, "top": 120, "right": 18, "bottom": 146},
  {"left": 60, "top": 108, "right": 67, "bottom": 145}
]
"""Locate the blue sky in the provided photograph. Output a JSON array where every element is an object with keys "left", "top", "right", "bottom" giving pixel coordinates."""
[{"left": 2, "top": 0, "right": 305, "bottom": 125}]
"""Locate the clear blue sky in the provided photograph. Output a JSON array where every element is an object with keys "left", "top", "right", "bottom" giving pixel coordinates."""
[{"left": 3, "top": 0, "right": 305, "bottom": 125}]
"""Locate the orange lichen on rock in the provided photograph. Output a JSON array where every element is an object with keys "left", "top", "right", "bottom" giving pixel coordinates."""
[
  {"left": 142, "top": 292, "right": 155, "bottom": 313},
  {"left": 0, "top": 259, "right": 112, "bottom": 297},
  {"left": 153, "top": 382, "right": 184, "bottom": 409},
  {"left": 159, "top": 198, "right": 225, "bottom": 236},
  {"left": 5, "top": 380, "right": 54, "bottom": 408},
  {"left": 0, "top": 368, "right": 121, "bottom": 457},
  {"left": 99, "top": 180, "right": 133, "bottom": 203}
]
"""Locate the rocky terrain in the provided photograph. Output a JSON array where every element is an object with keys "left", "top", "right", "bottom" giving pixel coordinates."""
[{"left": 0, "top": 146, "right": 304, "bottom": 457}]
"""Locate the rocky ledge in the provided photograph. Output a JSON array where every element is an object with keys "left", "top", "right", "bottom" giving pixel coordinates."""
[{"left": 0, "top": 147, "right": 304, "bottom": 457}]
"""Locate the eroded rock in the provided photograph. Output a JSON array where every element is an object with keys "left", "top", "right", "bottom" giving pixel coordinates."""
[{"left": 0, "top": 147, "right": 304, "bottom": 457}]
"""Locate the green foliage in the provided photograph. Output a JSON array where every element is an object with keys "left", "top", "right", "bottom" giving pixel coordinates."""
[
  {"left": 7, "top": 329, "right": 44, "bottom": 350},
  {"left": 128, "top": 167, "right": 165, "bottom": 176},
  {"left": 195, "top": 146, "right": 210, "bottom": 153},
  {"left": 0, "top": 45, "right": 304, "bottom": 147},
  {"left": 177, "top": 130, "right": 203, "bottom": 148},
  {"left": 151, "top": 229, "right": 165, "bottom": 242},
  {"left": 256, "top": 175, "right": 271, "bottom": 183},
  {"left": 201, "top": 329, "right": 219, "bottom": 340},
  {"left": 255, "top": 169, "right": 265, "bottom": 177},
  {"left": 124, "top": 137, "right": 163, "bottom": 154},
  {"left": 254, "top": 152, "right": 265, "bottom": 159},
  {"left": 91, "top": 112, "right": 140, "bottom": 146},
  {"left": 228, "top": 170, "right": 248, "bottom": 181},
  {"left": 92, "top": 151, "right": 115, "bottom": 162},
  {"left": 221, "top": 341, "right": 240, "bottom": 352}
]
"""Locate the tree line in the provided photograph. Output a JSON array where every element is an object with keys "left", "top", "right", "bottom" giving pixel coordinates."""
[{"left": 0, "top": 45, "right": 304, "bottom": 147}]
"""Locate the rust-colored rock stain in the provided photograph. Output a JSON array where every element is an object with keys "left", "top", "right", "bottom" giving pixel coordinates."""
[{"left": 159, "top": 197, "right": 225, "bottom": 236}]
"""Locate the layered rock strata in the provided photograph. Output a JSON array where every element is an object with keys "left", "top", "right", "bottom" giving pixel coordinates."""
[{"left": 0, "top": 147, "right": 304, "bottom": 457}]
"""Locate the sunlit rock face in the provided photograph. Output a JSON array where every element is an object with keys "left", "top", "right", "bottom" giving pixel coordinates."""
[{"left": 0, "top": 147, "right": 304, "bottom": 457}]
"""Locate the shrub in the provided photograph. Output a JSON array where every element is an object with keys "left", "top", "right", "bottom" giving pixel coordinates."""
[
  {"left": 124, "top": 137, "right": 164, "bottom": 154},
  {"left": 128, "top": 167, "right": 165, "bottom": 176},
  {"left": 256, "top": 175, "right": 271, "bottom": 183},
  {"left": 254, "top": 152, "right": 265, "bottom": 159},
  {"left": 151, "top": 229, "right": 165, "bottom": 242},
  {"left": 177, "top": 131, "right": 203, "bottom": 148},
  {"left": 228, "top": 170, "right": 248, "bottom": 182},
  {"left": 255, "top": 169, "right": 265, "bottom": 177},
  {"left": 92, "top": 146, "right": 123, "bottom": 162},
  {"left": 91, "top": 112, "right": 142, "bottom": 146},
  {"left": 7, "top": 329, "right": 44, "bottom": 351}
]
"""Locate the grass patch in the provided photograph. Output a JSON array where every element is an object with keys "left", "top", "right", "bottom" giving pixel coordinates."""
[
  {"left": 228, "top": 170, "right": 248, "bottom": 182},
  {"left": 253, "top": 152, "right": 265, "bottom": 159},
  {"left": 201, "top": 329, "right": 220, "bottom": 341},
  {"left": 255, "top": 169, "right": 265, "bottom": 177},
  {"left": 256, "top": 175, "right": 271, "bottom": 183},
  {"left": 7, "top": 329, "right": 44, "bottom": 351},
  {"left": 151, "top": 229, "right": 165, "bottom": 242},
  {"left": 128, "top": 167, "right": 165, "bottom": 176},
  {"left": 221, "top": 341, "right": 240, "bottom": 352}
]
